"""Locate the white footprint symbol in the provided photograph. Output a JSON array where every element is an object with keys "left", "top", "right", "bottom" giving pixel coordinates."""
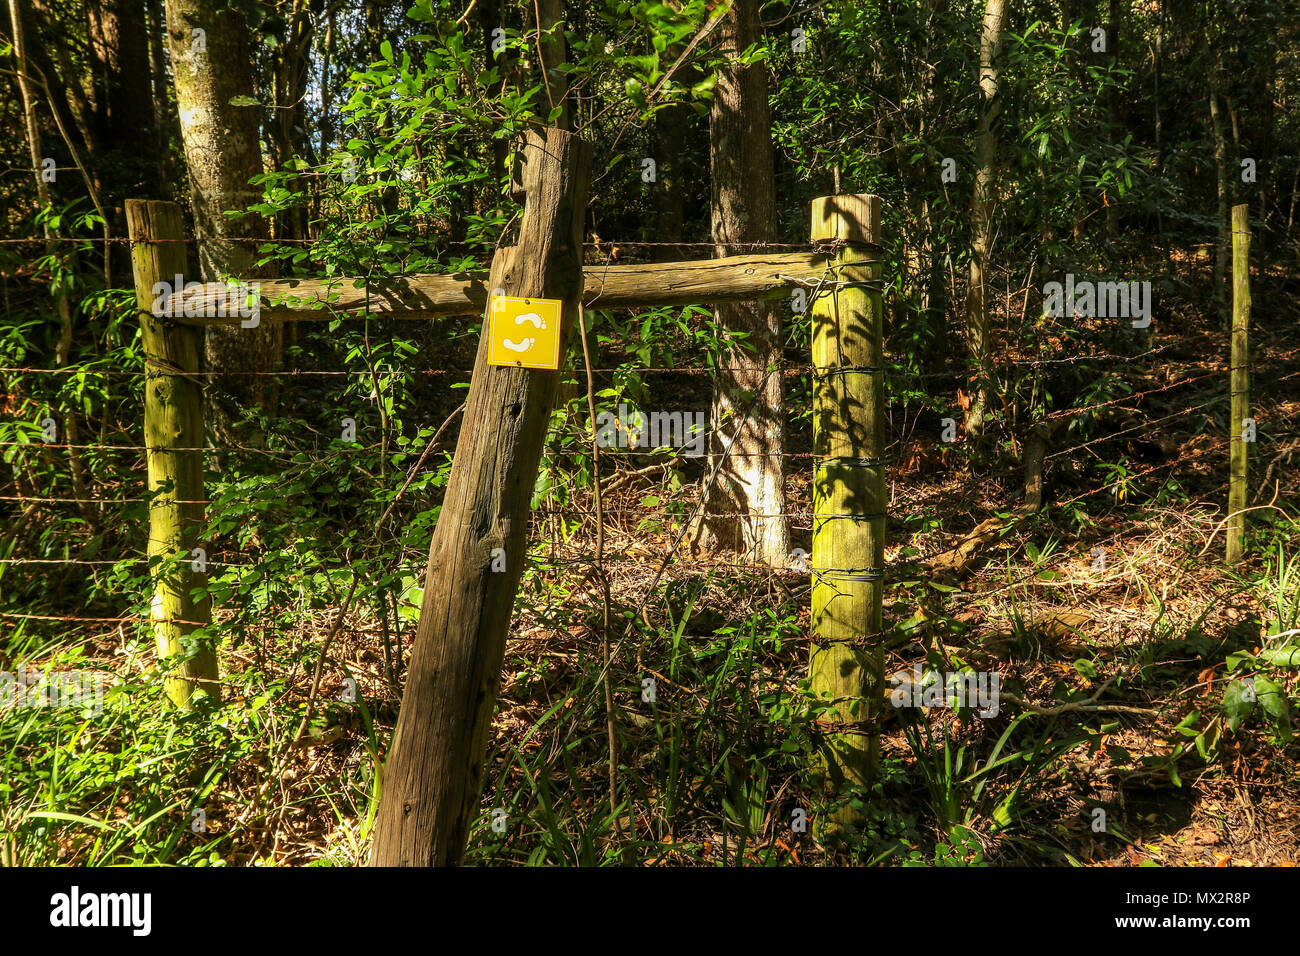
[{"left": 502, "top": 337, "right": 535, "bottom": 353}]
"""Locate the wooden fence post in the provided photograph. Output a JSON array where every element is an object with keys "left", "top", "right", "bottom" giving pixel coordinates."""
[
  {"left": 809, "top": 194, "right": 884, "bottom": 806},
  {"left": 369, "top": 128, "right": 591, "bottom": 866},
  {"left": 1227, "top": 203, "right": 1251, "bottom": 564},
  {"left": 126, "top": 200, "right": 217, "bottom": 707}
]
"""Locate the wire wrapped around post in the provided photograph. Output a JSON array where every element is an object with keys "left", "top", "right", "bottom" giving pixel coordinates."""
[{"left": 808, "top": 194, "right": 885, "bottom": 820}]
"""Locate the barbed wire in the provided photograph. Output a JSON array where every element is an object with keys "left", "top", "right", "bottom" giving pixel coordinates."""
[
  {"left": 4, "top": 425, "right": 1290, "bottom": 636},
  {"left": 5, "top": 374, "right": 1293, "bottom": 509},
  {"left": 0, "top": 349, "right": 1200, "bottom": 381},
  {"left": 9, "top": 424, "right": 1279, "bottom": 585},
  {"left": 7, "top": 360, "right": 1292, "bottom": 468},
  {"left": 1, "top": 363, "right": 815, "bottom": 378},
  {"left": 6, "top": 297, "right": 1296, "bottom": 643},
  {"left": 0, "top": 235, "right": 836, "bottom": 249},
  {"left": 0, "top": 430, "right": 1247, "bottom": 634}
]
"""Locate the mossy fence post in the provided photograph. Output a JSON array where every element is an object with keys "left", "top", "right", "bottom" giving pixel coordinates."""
[
  {"left": 127, "top": 199, "right": 217, "bottom": 708},
  {"left": 1227, "top": 203, "right": 1251, "bottom": 564},
  {"left": 808, "top": 194, "right": 884, "bottom": 810}
]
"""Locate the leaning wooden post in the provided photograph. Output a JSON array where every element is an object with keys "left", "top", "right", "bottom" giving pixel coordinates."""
[
  {"left": 808, "top": 194, "right": 884, "bottom": 804},
  {"left": 1227, "top": 203, "right": 1251, "bottom": 564},
  {"left": 370, "top": 128, "right": 591, "bottom": 867},
  {"left": 126, "top": 200, "right": 217, "bottom": 708}
]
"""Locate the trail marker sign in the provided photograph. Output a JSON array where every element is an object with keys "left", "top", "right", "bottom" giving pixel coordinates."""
[{"left": 487, "top": 295, "right": 563, "bottom": 370}]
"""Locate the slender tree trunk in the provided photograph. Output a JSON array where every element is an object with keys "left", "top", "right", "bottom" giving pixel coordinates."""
[
  {"left": 271, "top": 0, "right": 313, "bottom": 242},
  {"left": 86, "top": 0, "right": 158, "bottom": 197},
  {"left": 1105, "top": 0, "right": 1123, "bottom": 240},
  {"left": 11, "top": 0, "right": 65, "bottom": 355},
  {"left": 1154, "top": 0, "right": 1165, "bottom": 257},
  {"left": 699, "top": 0, "right": 788, "bottom": 566},
  {"left": 651, "top": 97, "right": 688, "bottom": 258},
  {"left": 30, "top": 0, "right": 97, "bottom": 152},
  {"left": 1209, "top": 63, "right": 1230, "bottom": 327},
  {"left": 165, "top": 0, "right": 281, "bottom": 444},
  {"left": 478, "top": 0, "right": 513, "bottom": 215},
  {"left": 10, "top": 0, "right": 95, "bottom": 523},
  {"left": 320, "top": 5, "right": 336, "bottom": 150},
  {"left": 963, "top": 0, "right": 1008, "bottom": 435},
  {"left": 536, "top": 0, "right": 569, "bottom": 129},
  {"left": 1257, "top": 38, "right": 1275, "bottom": 270},
  {"left": 146, "top": 0, "right": 176, "bottom": 193}
]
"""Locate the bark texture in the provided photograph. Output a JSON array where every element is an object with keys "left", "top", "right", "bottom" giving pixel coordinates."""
[
  {"left": 165, "top": 0, "right": 281, "bottom": 443},
  {"left": 369, "top": 129, "right": 591, "bottom": 867},
  {"left": 964, "top": 0, "right": 1008, "bottom": 435},
  {"left": 700, "top": 0, "right": 788, "bottom": 566}
]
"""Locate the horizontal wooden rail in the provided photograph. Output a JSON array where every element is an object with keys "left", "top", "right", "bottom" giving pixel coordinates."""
[{"left": 162, "top": 251, "right": 853, "bottom": 324}]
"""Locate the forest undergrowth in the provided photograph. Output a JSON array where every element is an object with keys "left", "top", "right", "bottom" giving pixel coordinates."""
[{"left": 4, "top": 246, "right": 1298, "bottom": 867}]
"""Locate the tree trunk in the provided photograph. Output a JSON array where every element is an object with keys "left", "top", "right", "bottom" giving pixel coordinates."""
[
  {"left": 1105, "top": 0, "right": 1122, "bottom": 240},
  {"left": 479, "top": 0, "right": 512, "bottom": 214},
  {"left": 146, "top": 0, "right": 176, "bottom": 193},
  {"left": 30, "top": 0, "right": 97, "bottom": 153},
  {"left": 652, "top": 95, "right": 689, "bottom": 258},
  {"left": 536, "top": 0, "right": 569, "bottom": 128},
  {"left": 963, "top": 0, "right": 1008, "bottom": 436},
  {"left": 320, "top": 4, "right": 335, "bottom": 157},
  {"left": 10, "top": 0, "right": 66, "bottom": 354},
  {"left": 10, "top": 0, "right": 96, "bottom": 522},
  {"left": 165, "top": 0, "right": 281, "bottom": 444},
  {"left": 271, "top": 0, "right": 314, "bottom": 243},
  {"left": 86, "top": 0, "right": 158, "bottom": 199},
  {"left": 1257, "top": 36, "right": 1275, "bottom": 270},
  {"left": 699, "top": 0, "right": 788, "bottom": 567},
  {"left": 1209, "top": 63, "right": 1230, "bottom": 327}
]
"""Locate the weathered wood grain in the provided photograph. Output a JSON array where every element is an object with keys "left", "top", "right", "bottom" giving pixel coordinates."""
[
  {"left": 368, "top": 128, "right": 591, "bottom": 867},
  {"left": 165, "top": 252, "right": 829, "bottom": 324}
]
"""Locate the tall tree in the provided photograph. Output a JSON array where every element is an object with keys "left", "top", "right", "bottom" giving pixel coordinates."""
[
  {"left": 270, "top": 0, "right": 315, "bottom": 242},
  {"left": 963, "top": 0, "right": 1008, "bottom": 435},
  {"left": 537, "top": 0, "right": 569, "bottom": 128},
  {"left": 698, "top": 0, "right": 787, "bottom": 566},
  {"left": 1105, "top": 0, "right": 1123, "bottom": 239},
  {"left": 165, "top": 0, "right": 281, "bottom": 443},
  {"left": 86, "top": 0, "right": 158, "bottom": 200},
  {"left": 1208, "top": 57, "right": 1230, "bottom": 325},
  {"left": 10, "top": 0, "right": 96, "bottom": 518}
]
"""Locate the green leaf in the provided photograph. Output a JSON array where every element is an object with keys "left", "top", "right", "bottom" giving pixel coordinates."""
[
  {"left": 1257, "top": 646, "right": 1300, "bottom": 668},
  {"left": 1254, "top": 677, "right": 1291, "bottom": 739},
  {"left": 1222, "top": 679, "right": 1255, "bottom": 733},
  {"left": 1226, "top": 650, "right": 1256, "bottom": 672}
]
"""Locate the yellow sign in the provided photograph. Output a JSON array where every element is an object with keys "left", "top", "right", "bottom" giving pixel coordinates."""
[{"left": 486, "top": 295, "right": 563, "bottom": 370}]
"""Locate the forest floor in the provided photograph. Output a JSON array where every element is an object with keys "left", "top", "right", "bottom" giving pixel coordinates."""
[{"left": 7, "top": 252, "right": 1300, "bottom": 867}]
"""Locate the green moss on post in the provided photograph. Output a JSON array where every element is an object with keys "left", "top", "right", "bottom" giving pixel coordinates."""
[
  {"left": 809, "top": 194, "right": 884, "bottom": 806},
  {"left": 126, "top": 200, "right": 218, "bottom": 708},
  {"left": 1227, "top": 203, "right": 1251, "bottom": 565}
]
